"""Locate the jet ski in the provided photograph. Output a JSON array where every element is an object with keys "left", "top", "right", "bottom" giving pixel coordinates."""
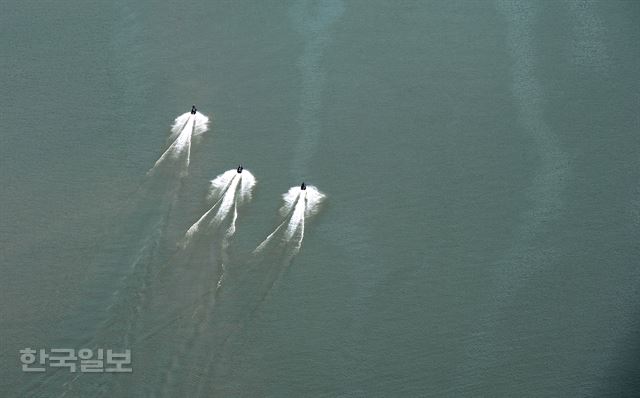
[
  {"left": 237, "top": 165, "right": 243, "bottom": 173},
  {"left": 300, "top": 182, "right": 306, "bottom": 190},
  {"left": 191, "top": 105, "right": 197, "bottom": 114}
]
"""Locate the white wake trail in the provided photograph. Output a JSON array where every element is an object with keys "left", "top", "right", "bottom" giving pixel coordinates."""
[
  {"left": 183, "top": 169, "right": 256, "bottom": 246},
  {"left": 149, "top": 170, "right": 255, "bottom": 393},
  {"left": 221, "top": 169, "right": 257, "bottom": 255},
  {"left": 183, "top": 170, "right": 236, "bottom": 244},
  {"left": 285, "top": 191, "right": 306, "bottom": 241},
  {"left": 212, "top": 174, "right": 242, "bottom": 288},
  {"left": 222, "top": 169, "right": 255, "bottom": 239},
  {"left": 41, "top": 110, "right": 210, "bottom": 398},
  {"left": 252, "top": 217, "right": 289, "bottom": 254},
  {"left": 167, "top": 111, "right": 209, "bottom": 142},
  {"left": 149, "top": 111, "right": 210, "bottom": 176},
  {"left": 255, "top": 184, "right": 325, "bottom": 253}
]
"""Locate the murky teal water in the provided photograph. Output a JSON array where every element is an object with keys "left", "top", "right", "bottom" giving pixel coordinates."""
[{"left": 1, "top": 1, "right": 639, "bottom": 396}]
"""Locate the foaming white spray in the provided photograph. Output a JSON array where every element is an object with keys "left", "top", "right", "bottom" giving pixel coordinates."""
[
  {"left": 183, "top": 169, "right": 255, "bottom": 245},
  {"left": 255, "top": 184, "right": 325, "bottom": 254},
  {"left": 148, "top": 111, "right": 210, "bottom": 176},
  {"left": 222, "top": 170, "right": 256, "bottom": 245}
]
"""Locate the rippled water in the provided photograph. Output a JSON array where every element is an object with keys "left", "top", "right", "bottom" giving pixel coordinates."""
[{"left": 1, "top": 0, "right": 639, "bottom": 396}]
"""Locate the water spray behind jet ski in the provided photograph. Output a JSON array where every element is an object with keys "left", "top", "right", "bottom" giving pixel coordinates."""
[{"left": 253, "top": 183, "right": 325, "bottom": 255}]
